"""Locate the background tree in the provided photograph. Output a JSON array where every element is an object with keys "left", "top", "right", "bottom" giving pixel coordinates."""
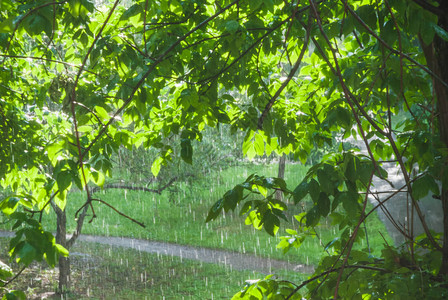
[{"left": 0, "top": 0, "right": 447, "bottom": 299}]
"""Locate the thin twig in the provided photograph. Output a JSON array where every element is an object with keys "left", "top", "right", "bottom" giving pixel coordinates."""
[
  {"left": 3, "top": 266, "right": 27, "bottom": 288},
  {"left": 91, "top": 198, "right": 146, "bottom": 228}
]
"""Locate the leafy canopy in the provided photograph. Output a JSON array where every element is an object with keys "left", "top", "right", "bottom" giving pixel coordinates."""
[{"left": 1, "top": 0, "right": 448, "bottom": 299}]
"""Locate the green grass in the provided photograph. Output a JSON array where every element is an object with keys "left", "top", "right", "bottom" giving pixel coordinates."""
[
  {"left": 26, "top": 162, "right": 393, "bottom": 266},
  {"left": 0, "top": 162, "right": 392, "bottom": 265},
  {"left": 1, "top": 238, "right": 308, "bottom": 299},
  {"left": 0, "top": 161, "right": 394, "bottom": 298}
]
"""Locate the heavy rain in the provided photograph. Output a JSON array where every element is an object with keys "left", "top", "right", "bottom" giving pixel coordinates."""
[{"left": 1, "top": 0, "right": 448, "bottom": 299}]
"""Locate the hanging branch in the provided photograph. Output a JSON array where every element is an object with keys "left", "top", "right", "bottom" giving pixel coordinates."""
[{"left": 2, "top": 266, "right": 27, "bottom": 288}]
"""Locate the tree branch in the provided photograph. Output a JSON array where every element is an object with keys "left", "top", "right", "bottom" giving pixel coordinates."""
[
  {"left": 67, "top": 204, "right": 88, "bottom": 248},
  {"left": 91, "top": 198, "right": 146, "bottom": 228}
]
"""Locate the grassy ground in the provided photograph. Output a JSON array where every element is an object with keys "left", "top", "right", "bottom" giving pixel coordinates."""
[
  {"left": 0, "top": 161, "right": 393, "bottom": 298},
  {"left": 0, "top": 238, "right": 307, "bottom": 299},
  {"left": 30, "top": 162, "right": 393, "bottom": 265}
]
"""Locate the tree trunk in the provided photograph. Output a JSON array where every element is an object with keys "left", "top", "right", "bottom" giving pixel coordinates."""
[
  {"left": 275, "top": 154, "right": 286, "bottom": 200},
  {"left": 54, "top": 205, "right": 71, "bottom": 293},
  {"left": 422, "top": 2, "right": 448, "bottom": 276}
]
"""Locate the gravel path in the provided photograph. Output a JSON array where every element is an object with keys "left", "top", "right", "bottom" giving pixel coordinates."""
[{"left": 0, "top": 231, "right": 314, "bottom": 274}]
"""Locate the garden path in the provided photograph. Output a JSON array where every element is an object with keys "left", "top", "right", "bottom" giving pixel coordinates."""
[{"left": 0, "top": 231, "right": 314, "bottom": 274}]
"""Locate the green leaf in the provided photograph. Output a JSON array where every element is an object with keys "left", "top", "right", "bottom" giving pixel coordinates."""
[
  {"left": 180, "top": 139, "right": 193, "bottom": 164},
  {"left": 242, "top": 131, "right": 256, "bottom": 159},
  {"left": 206, "top": 199, "right": 223, "bottom": 222},
  {"left": 151, "top": 156, "right": 164, "bottom": 177},
  {"left": 317, "top": 167, "right": 333, "bottom": 194},
  {"left": 357, "top": 161, "right": 373, "bottom": 186},
  {"left": 339, "top": 190, "right": 360, "bottom": 217},
  {"left": 0, "top": 17, "right": 14, "bottom": 33},
  {"left": 68, "top": 0, "right": 93, "bottom": 19},
  {"left": 254, "top": 133, "right": 265, "bottom": 156},
  {"left": 305, "top": 206, "right": 320, "bottom": 227},
  {"left": 2, "top": 290, "right": 26, "bottom": 300},
  {"left": 55, "top": 244, "right": 69, "bottom": 257},
  {"left": 23, "top": 13, "right": 52, "bottom": 37},
  {"left": 245, "top": 210, "right": 262, "bottom": 230},
  {"left": 120, "top": 4, "right": 142, "bottom": 21},
  {"left": 317, "top": 192, "right": 330, "bottom": 217},
  {"left": 293, "top": 181, "right": 309, "bottom": 204},
  {"left": 249, "top": 0, "right": 262, "bottom": 11},
  {"left": 356, "top": 5, "right": 377, "bottom": 30},
  {"left": 90, "top": 170, "right": 105, "bottom": 188},
  {"left": 94, "top": 106, "right": 109, "bottom": 120},
  {"left": 308, "top": 179, "right": 320, "bottom": 203},
  {"left": 47, "top": 142, "right": 64, "bottom": 166},
  {"left": 263, "top": 0, "right": 274, "bottom": 13},
  {"left": 262, "top": 211, "right": 279, "bottom": 236},
  {"left": 224, "top": 20, "right": 239, "bottom": 34},
  {"left": 433, "top": 24, "right": 448, "bottom": 41},
  {"left": 0, "top": 197, "right": 20, "bottom": 215},
  {"left": 0, "top": 260, "right": 13, "bottom": 279},
  {"left": 56, "top": 170, "right": 72, "bottom": 192},
  {"left": 16, "top": 243, "right": 37, "bottom": 267},
  {"left": 412, "top": 174, "right": 439, "bottom": 200},
  {"left": 420, "top": 20, "right": 436, "bottom": 45},
  {"left": 223, "top": 185, "right": 244, "bottom": 212}
]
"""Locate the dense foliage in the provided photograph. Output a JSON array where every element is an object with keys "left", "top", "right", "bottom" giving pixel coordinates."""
[{"left": 1, "top": 0, "right": 448, "bottom": 299}]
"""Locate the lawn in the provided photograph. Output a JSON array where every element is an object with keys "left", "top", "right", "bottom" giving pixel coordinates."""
[
  {"left": 32, "top": 162, "right": 393, "bottom": 265},
  {"left": 0, "top": 161, "right": 393, "bottom": 298}
]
